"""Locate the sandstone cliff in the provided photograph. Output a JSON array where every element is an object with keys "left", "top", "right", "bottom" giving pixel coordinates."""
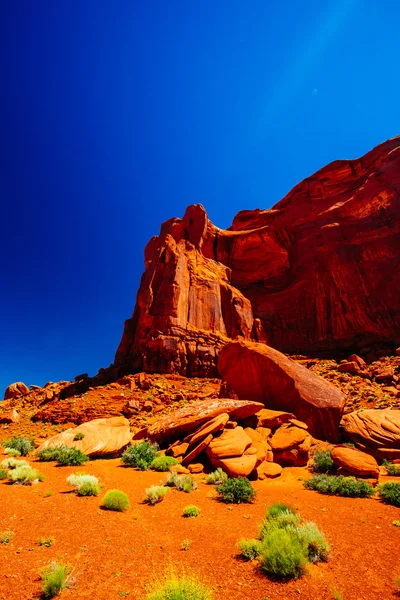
[{"left": 115, "top": 137, "right": 400, "bottom": 376}]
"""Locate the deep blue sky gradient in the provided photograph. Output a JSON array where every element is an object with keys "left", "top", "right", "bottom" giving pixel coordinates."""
[{"left": 1, "top": 0, "right": 400, "bottom": 392}]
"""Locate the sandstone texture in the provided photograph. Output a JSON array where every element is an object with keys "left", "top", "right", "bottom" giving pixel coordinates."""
[
  {"left": 4, "top": 382, "right": 30, "bottom": 400},
  {"left": 219, "top": 340, "right": 345, "bottom": 442},
  {"left": 331, "top": 445, "right": 379, "bottom": 478},
  {"left": 341, "top": 409, "right": 400, "bottom": 459},
  {"left": 114, "top": 137, "right": 400, "bottom": 378}
]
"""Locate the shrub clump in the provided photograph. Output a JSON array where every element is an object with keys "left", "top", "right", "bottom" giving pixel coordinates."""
[
  {"left": 183, "top": 505, "right": 201, "bottom": 518},
  {"left": 1, "top": 531, "right": 14, "bottom": 544},
  {"left": 145, "top": 566, "right": 213, "bottom": 600},
  {"left": 207, "top": 468, "right": 228, "bottom": 485},
  {"left": 150, "top": 456, "right": 179, "bottom": 472},
  {"left": 144, "top": 485, "right": 170, "bottom": 505},
  {"left": 101, "top": 489, "right": 130, "bottom": 511},
  {"left": 304, "top": 474, "right": 375, "bottom": 498},
  {"left": 4, "top": 448, "right": 21, "bottom": 457},
  {"left": 383, "top": 460, "right": 400, "bottom": 476},
  {"left": 1, "top": 457, "right": 30, "bottom": 469},
  {"left": 38, "top": 537, "right": 55, "bottom": 547},
  {"left": 67, "top": 473, "right": 100, "bottom": 496},
  {"left": 0, "top": 468, "right": 8, "bottom": 480},
  {"left": 73, "top": 432, "right": 85, "bottom": 441},
  {"left": 311, "top": 450, "right": 336, "bottom": 473},
  {"left": 378, "top": 481, "right": 400, "bottom": 507},
  {"left": 41, "top": 561, "right": 70, "bottom": 599},
  {"left": 260, "top": 527, "right": 308, "bottom": 580},
  {"left": 237, "top": 538, "right": 262, "bottom": 560},
  {"left": 297, "top": 521, "right": 330, "bottom": 563},
  {"left": 9, "top": 465, "right": 44, "bottom": 485},
  {"left": 165, "top": 472, "right": 197, "bottom": 493},
  {"left": 2, "top": 436, "right": 34, "bottom": 456},
  {"left": 121, "top": 441, "right": 159, "bottom": 470},
  {"left": 216, "top": 477, "right": 255, "bottom": 504},
  {"left": 37, "top": 445, "right": 89, "bottom": 466}
]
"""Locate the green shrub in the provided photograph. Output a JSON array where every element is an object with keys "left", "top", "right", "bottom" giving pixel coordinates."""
[
  {"left": 150, "top": 456, "right": 179, "bottom": 472},
  {"left": 383, "top": 460, "right": 400, "bottom": 476},
  {"left": 378, "top": 481, "right": 400, "bottom": 507},
  {"left": 38, "top": 537, "right": 55, "bottom": 547},
  {"left": 101, "top": 489, "right": 130, "bottom": 511},
  {"left": 311, "top": 450, "right": 336, "bottom": 473},
  {"left": 9, "top": 466, "right": 44, "bottom": 485},
  {"left": 266, "top": 503, "right": 296, "bottom": 519},
  {"left": 73, "top": 432, "right": 85, "bottom": 441},
  {"left": 145, "top": 567, "right": 213, "bottom": 600},
  {"left": 237, "top": 538, "right": 262, "bottom": 560},
  {"left": 260, "top": 527, "right": 308, "bottom": 580},
  {"left": 2, "top": 436, "right": 34, "bottom": 456},
  {"left": 41, "top": 561, "right": 70, "bottom": 598},
  {"left": 1, "top": 457, "right": 30, "bottom": 469},
  {"left": 183, "top": 505, "right": 201, "bottom": 518},
  {"left": 259, "top": 509, "right": 301, "bottom": 539},
  {"left": 121, "top": 441, "right": 159, "bottom": 470},
  {"left": 297, "top": 521, "right": 330, "bottom": 562},
  {"left": 4, "top": 448, "right": 21, "bottom": 457},
  {"left": 207, "top": 468, "right": 228, "bottom": 485},
  {"left": 0, "top": 468, "right": 8, "bottom": 480},
  {"left": 37, "top": 445, "right": 65, "bottom": 462},
  {"left": 304, "top": 474, "right": 375, "bottom": 498},
  {"left": 1, "top": 531, "right": 13, "bottom": 544},
  {"left": 57, "top": 447, "right": 89, "bottom": 466},
  {"left": 67, "top": 473, "right": 100, "bottom": 496},
  {"left": 144, "top": 485, "right": 170, "bottom": 505},
  {"left": 165, "top": 472, "right": 197, "bottom": 493},
  {"left": 216, "top": 477, "right": 255, "bottom": 504}
]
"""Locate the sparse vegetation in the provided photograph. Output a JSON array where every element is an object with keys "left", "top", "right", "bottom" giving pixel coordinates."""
[
  {"left": 180, "top": 539, "right": 192, "bottom": 551},
  {"left": 378, "top": 481, "right": 400, "bottom": 507},
  {"left": 165, "top": 472, "right": 197, "bottom": 493},
  {"left": 38, "top": 537, "right": 55, "bottom": 547},
  {"left": 297, "top": 521, "right": 330, "bottom": 562},
  {"left": 73, "top": 432, "right": 85, "bottom": 441},
  {"left": 260, "top": 527, "right": 308, "bottom": 580},
  {"left": 2, "top": 436, "right": 34, "bottom": 456},
  {"left": 304, "top": 474, "right": 375, "bottom": 498},
  {"left": 145, "top": 566, "right": 213, "bottom": 599},
  {"left": 121, "top": 441, "right": 159, "bottom": 470},
  {"left": 4, "top": 447, "right": 21, "bottom": 457},
  {"left": 150, "top": 456, "right": 179, "bottom": 471},
  {"left": 67, "top": 473, "right": 100, "bottom": 496},
  {"left": 237, "top": 538, "right": 262, "bottom": 560},
  {"left": 216, "top": 477, "right": 255, "bottom": 504},
  {"left": 144, "top": 485, "right": 169, "bottom": 505},
  {"left": 332, "top": 589, "right": 345, "bottom": 600},
  {"left": 1, "top": 531, "right": 14, "bottom": 544},
  {"left": 1, "top": 457, "right": 30, "bottom": 469},
  {"left": 383, "top": 460, "right": 400, "bottom": 476},
  {"left": 37, "top": 445, "right": 88, "bottom": 466},
  {"left": 207, "top": 468, "right": 228, "bottom": 485},
  {"left": 183, "top": 505, "right": 201, "bottom": 518},
  {"left": 311, "top": 449, "right": 336, "bottom": 473},
  {"left": 40, "top": 561, "right": 70, "bottom": 598},
  {"left": 101, "top": 489, "right": 130, "bottom": 511},
  {"left": 9, "top": 465, "right": 44, "bottom": 485},
  {"left": 0, "top": 468, "right": 8, "bottom": 480}
]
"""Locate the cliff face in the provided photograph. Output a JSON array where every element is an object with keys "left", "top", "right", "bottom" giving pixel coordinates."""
[{"left": 115, "top": 137, "right": 400, "bottom": 376}]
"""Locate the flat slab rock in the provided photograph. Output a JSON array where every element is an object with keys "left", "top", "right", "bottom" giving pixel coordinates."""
[
  {"left": 206, "top": 427, "right": 252, "bottom": 459},
  {"left": 36, "top": 416, "right": 132, "bottom": 457},
  {"left": 209, "top": 453, "right": 257, "bottom": 478},
  {"left": 147, "top": 398, "right": 264, "bottom": 445},
  {"left": 341, "top": 410, "right": 400, "bottom": 457},
  {"left": 331, "top": 445, "right": 379, "bottom": 478},
  {"left": 219, "top": 340, "right": 345, "bottom": 442}
]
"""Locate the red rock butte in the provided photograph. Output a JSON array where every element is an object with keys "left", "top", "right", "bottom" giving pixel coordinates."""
[{"left": 115, "top": 136, "right": 400, "bottom": 377}]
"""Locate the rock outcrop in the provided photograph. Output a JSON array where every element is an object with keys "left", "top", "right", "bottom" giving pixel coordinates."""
[
  {"left": 4, "top": 382, "right": 30, "bottom": 400},
  {"left": 331, "top": 445, "right": 379, "bottom": 478},
  {"left": 341, "top": 409, "right": 400, "bottom": 459},
  {"left": 218, "top": 340, "right": 345, "bottom": 442},
  {"left": 114, "top": 137, "right": 400, "bottom": 377}
]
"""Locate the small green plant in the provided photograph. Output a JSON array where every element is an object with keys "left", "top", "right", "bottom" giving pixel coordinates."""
[
  {"left": 297, "top": 521, "right": 330, "bottom": 562},
  {"left": 260, "top": 527, "right": 308, "bottom": 580},
  {"left": 121, "top": 441, "right": 160, "bottom": 470},
  {"left": 237, "top": 538, "right": 262, "bottom": 560},
  {"left": 144, "top": 485, "right": 169, "bottom": 505},
  {"left": 67, "top": 473, "right": 100, "bottom": 496},
  {"left": 145, "top": 566, "right": 213, "bottom": 599},
  {"left": 44, "top": 491, "right": 53, "bottom": 498},
  {"left": 332, "top": 589, "right": 344, "bottom": 600},
  {"left": 207, "top": 468, "right": 228, "bottom": 485},
  {"left": 40, "top": 561, "right": 70, "bottom": 598},
  {"left": 216, "top": 477, "right": 255, "bottom": 504},
  {"left": 378, "top": 481, "right": 400, "bottom": 507},
  {"left": 393, "top": 520, "right": 400, "bottom": 527},
  {"left": 9, "top": 465, "right": 44, "bottom": 485},
  {"left": 73, "top": 432, "right": 85, "bottom": 441},
  {"left": 180, "top": 539, "right": 192, "bottom": 551},
  {"left": 183, "top": 505, "right": 201, "bottom": 518},
  {"left": 304, "top": 474, "right": 375, "bottom": 498},
  {"left": 2, "top": 436, "right": 34, "bottom": 456},
  {"left": 1, "top": 457, "right": 30, "bottom": 469},
  {"left": 101, "top": 489, "right": 130, "bottom": 511},
  {"left": 394, "top": 576, "right": 400, "bottom": 595},
  {"left": 311, "top": 450, "right": 336, "bottom": 473},
  {"left": 1, "top": 531, "right": 13, "bottom": 544},
  {"left": 37, "top": 445, "right": 88, "bottom": 466},
  {"left": 37, "top": 445, "right": 65, "bottom": 462},
  {"left": 259, "top": 508, "right": 301, "bottom": 539},
  {"left": 0, "top": 468, "right": 8, "bottom": 480},
  {"left": 4, "top": 447, "right": 21, "bottom": 457},
  {"left": 165, "top": 472, "right": 197, "bottom": 493},
  {"left": 38, "top": 537, "right": 55, "bottom": 547},
  {"left": 150, "top": 456, "right": 179, "bottom": 471},
  {"left": 383, "top": 460, "right": 400, "bottom": 476}
]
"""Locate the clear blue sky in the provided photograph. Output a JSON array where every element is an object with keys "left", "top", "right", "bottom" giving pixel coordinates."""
[{"left": 1, "top": 0, "right": 399, "bottom": 393}]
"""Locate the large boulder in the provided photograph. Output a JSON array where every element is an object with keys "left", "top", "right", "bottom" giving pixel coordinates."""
[
  {"left": 341, "top": 410, "right": 400, "bottom": 459},
  {"left": 270, "top": 425, "right": 312, "bottom": 467},
  {"left": 331, "top": 445, "right": 379, "bottom": 478},
  {"left": 4, "top": 382, "right": 30, "bottom": 400},
  {"left": 219, "top": 340, "right": 345, "bottom": 442},
  {"left": 36, "top": 416, "right": 131, "bottom": 457},
  {"left": 209, "top": 453, "right": 257, "bottom": 478},
  {"left": 206, "top": 427, "right": 252, "bottom": 459}
]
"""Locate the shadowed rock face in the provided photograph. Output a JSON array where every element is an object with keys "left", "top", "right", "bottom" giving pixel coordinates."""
[{"left": 115, "top": 137, "right": 400, "bottom": 377}]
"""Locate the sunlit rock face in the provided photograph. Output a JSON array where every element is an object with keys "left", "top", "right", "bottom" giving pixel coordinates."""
[{"left": 115, "top": 137, "right": 400, "bottom": 376}]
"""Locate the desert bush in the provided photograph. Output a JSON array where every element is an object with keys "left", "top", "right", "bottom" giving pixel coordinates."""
[
  {"left": 67, "top": 473, "right": 100, "bottom": 496},
  {"left": 145, "top": 566, "right": 213, "bottom": 600},
  {"left": 4, "top": 448, "right": 21, "bottom": 457},
  {"left": 37, "top": 445, "right": 65, "bottom": 462},
  {"left": 57, "top": 447, "right": 89, "bottom": 466},
  {"left": 1, "top": 531, "right": 13, "bottom": 544},
  {"left": 2, "top": 436, "right": 34, "bottom": 456},
  {"left": 121, "top": 441, "right": 159, "bottom": 470},
  {"left": 165, "top": 472, "right": 197, "bottom": 493},
  {"left": 304, "top": 474, "right": 375, "bottom": 498},
  {"left": 216, "top": 477, "right": 255, "bottom": 504},
  {"left": 260, "top": 527, "right": 308, "bottom": 580},
  {"left": 259, "top": 508, "right": 301, "bottom": 539},
  {"left": 311, "top": 450, "right": 336, "bottom": 473},
  {"left": 183, "top": 505, "right": 201, "bottom": 518},
  {"left": 101, "top": 489, "right": 130, "bottom": 511},
  {"left": 144, "top": 485, "right": 170, "bottom": 505},
  {"left": 297, "top": 521, "right": 330, "bottom": 562},
  {"left": 207, "top": 468, "right": 228, "bottom": 485},
  {"left": 9, "top": 465, "right": 44, "bottom": 485},
  {"left": 378, "top": 481, "right": 400, "bottom": 507},
  {"left": 41, "top": 561, "right": 70, "bottom": 598},
  {"left": 0, "top": 468, "right": 8, "bottom": 479},
  {"left": 1, "top": 457, "right": 29, "bottom": 469},
  {"left": 266, "top": 503, "right": 295, "bottom": 519},
  {"left": 237, "top": 538, "right": 262, "bottom": 560},
  {"left": 38, "top": 537, "right": 55, "bottom": 547},
  {"left": 73, "top": 432, "right": 85, "bottom": 441},
  {"left": 150, "top": 456, "right": 179, "bottom": 471},
  {"left": 383, "top": 460, "right": 400, "bottom": 476}
]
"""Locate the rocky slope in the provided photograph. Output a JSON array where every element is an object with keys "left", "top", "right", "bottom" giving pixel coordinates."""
[{"left": 115, "top": 136, "right": 400, "bottom": 377}]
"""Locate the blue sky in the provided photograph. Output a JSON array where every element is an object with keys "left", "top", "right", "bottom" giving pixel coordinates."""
[{"left": 1, "top": 0, "right": 399, "bottom": 393}]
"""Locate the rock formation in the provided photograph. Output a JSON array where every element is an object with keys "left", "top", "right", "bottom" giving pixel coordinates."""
[
  {"left": 341, "top": 409, "right": 400, "bottom": 459},
  {"left": 114, "top": 137, "right": 400, "bottom": 378},
  {"left": 4, "top": 382, "right": 30, "bottom": 400}
]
